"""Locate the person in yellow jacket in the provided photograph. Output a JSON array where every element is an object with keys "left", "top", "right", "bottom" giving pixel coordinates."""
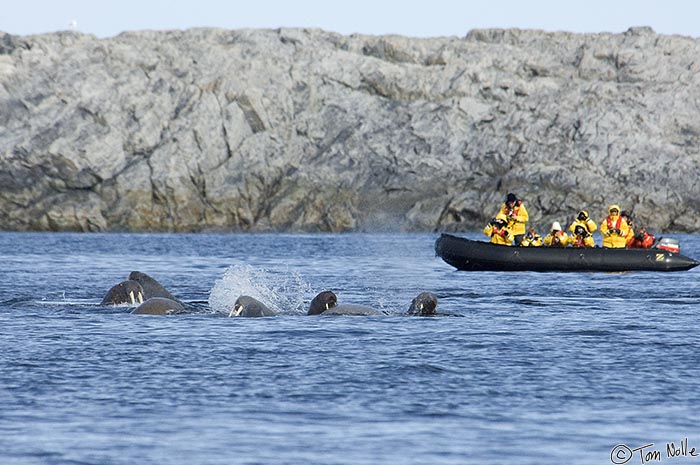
[
  {"left": 571, "top": 225, "right": 595, "bottom": 248},
  {"left": 569, "top": 210, "right": 597, "bottom": 236},
  {"left": 484, "top": 214, "right": 515, "bottom": 245},
  {"left": 497, "top": 193, "right": 529, "bottom": 245},
  {"left": 520, "top": 228, "right": 543, "bottom": 247},
  {"left": 568, "top": 210, "right": 597, "bottom": 247},
  {"left": 600, "top": 205, "right": 630, "bottom": 248},
  {"left": 544, "top": 222, "right": 571, "bottom": 247}
]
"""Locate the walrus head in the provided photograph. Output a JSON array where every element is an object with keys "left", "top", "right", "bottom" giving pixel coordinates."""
[
  {"left": 228, "top": 295, "right": 276, "bottom": 317},
  {"left": 407, "top": 292, "right": 439, "bottom": 316},
  {"left": 308, "top": 291, "right": 338, "bottom": 315},
  {"left": 100, "top": 280, "right": 145, "bottom": 306}
]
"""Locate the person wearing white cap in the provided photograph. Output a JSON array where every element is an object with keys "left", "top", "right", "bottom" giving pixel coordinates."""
[{"left": 544, "top": 221, "right": 571, "bottom": 247}]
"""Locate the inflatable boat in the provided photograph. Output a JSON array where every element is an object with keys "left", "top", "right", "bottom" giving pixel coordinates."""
[{"left": 434, "top": 234, "right": 699, "bottom": 272}]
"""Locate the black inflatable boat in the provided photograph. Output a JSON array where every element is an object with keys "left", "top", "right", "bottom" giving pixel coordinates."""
[{"left": 435, "top": 233, "right": 699, "bottom": 272}]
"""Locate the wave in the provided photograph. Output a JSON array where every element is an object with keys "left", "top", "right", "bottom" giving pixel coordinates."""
[{"left": 208, "top": 264, "right": 314, "bottom": 315}]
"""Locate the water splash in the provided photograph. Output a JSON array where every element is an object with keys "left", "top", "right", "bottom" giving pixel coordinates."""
[{"left": 208, "top": 264, "right": 314, "bottom": 315}]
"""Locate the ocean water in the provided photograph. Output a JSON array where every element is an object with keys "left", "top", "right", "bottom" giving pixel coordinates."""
[{"left": 1, "top": 232, "right": 700, "bottom": 465}]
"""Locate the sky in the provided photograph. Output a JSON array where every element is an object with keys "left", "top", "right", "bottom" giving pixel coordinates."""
[{"left": 2, "top": 0, "right": 698, "bottom": 39}]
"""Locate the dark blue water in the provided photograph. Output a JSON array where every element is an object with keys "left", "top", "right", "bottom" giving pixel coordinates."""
[{"left": 1, "top": 232, "right": 700, "bottom": 465}]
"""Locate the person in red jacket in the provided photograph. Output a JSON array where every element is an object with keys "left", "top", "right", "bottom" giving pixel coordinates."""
[{"left": 628, "top": 227, "right": 655, "bottom": 249}]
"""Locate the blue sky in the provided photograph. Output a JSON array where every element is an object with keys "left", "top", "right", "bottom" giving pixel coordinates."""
[{"left": 2, "top": 0, "right": 697, "bottom": 38}]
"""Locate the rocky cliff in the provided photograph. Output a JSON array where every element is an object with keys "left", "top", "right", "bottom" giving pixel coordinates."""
[{"left": 1, "top": 26, "right": 699, "bottom": 233}]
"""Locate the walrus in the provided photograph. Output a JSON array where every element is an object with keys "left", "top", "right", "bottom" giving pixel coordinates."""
[
  {"left": 127, "top": 271, "right": 182, "bottom": 303},
  {"left": 228, "top": 295, "right": 278, "bottom": 317},
  {"left": 406, "top": 292, "right": 462, "bottom": 317},
  {"left": 406, "top": 292, "right": 439, "bottom": 316},
  {"left": 308, "top": 291, "right": 384, "bottom": 316},
  {"left": 101, "top": 280, "right": 145, "bottom": 306},
  {"left": 131, "top": 297, "right": 186, "bottom": 315}
]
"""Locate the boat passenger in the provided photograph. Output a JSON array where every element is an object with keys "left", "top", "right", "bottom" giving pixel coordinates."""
[
  {"left": 484, "top": 214, "right": 514, "bottom": 246},
  {"left": 520, "top": 228, "right": 543, "bottom": 247},
  {"left": 497, "top": 193, "right": 529, "bottom": 246},
  {"left": 571, "top": 225, "right": 595, "bottom": 248},
  {"left": 620, "top": 210, "right": 636, "bottom": 247},
  {"left": 600, "top": 205, "right": 630, "bottom": 248},
  {"left": 569, "top": 210, "right": 597, "bottom": 236},
  {"left": 544, "top": 221, "right": 571, "bottom": 247},
  {"left": 628, "top": 227, "right": 655, "bottom": 249}
]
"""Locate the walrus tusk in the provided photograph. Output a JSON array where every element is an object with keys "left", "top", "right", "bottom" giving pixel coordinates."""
[
  {"left": 129, "top": 290, "right": 136, "bottom": 305},
  {"left": 228, "top": 304, "right": 243, "bottom": 318}
]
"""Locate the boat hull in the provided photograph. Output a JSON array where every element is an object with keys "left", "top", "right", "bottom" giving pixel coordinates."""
[{"left": 435, "top": 234, "right": 699, "bottom": 272}]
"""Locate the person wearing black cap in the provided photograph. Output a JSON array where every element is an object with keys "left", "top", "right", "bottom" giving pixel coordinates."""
[{"left": 496, "top": 193, "right": 529, "bottom": 245}]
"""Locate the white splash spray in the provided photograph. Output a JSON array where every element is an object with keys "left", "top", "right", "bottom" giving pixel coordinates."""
[{"left": 208, "top": 264, "right": 314, "bottom": 315}]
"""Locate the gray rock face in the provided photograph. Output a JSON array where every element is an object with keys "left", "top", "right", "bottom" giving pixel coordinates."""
[{"left": 1, "top": 26, "right": 699, "bottom": 233}]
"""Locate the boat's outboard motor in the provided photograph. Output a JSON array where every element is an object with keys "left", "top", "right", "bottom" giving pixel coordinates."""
[{"left": 657, "top": 238, "right": 680, "bottom": 253}]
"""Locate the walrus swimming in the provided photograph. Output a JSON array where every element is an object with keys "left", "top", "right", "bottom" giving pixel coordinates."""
[
  {"left": 308, "top": 291, "right": 337, "bottom": 315},
  {"left": 406, "top": 292, "right": 439, "bottom": 316},
  {"left": 228, "top": 296, "right": 278, "bottom": 317},
  {"left": 308, "top": 291, "right": 384, "bottom": 316},
  {"left": 128, "top": 271, "right": 181, "bottom": 303},
  {"left": 101, "top": 280, "right": 145, "bottom": 306},
  {"left": 131, "top": 297, "right": 186, "bottom": 315},
  {"left": 406, "top": 292, "right": 462, "bottom": 317},
  {"left": 308, "top": 290, "right": 452, "bottom": 316}
]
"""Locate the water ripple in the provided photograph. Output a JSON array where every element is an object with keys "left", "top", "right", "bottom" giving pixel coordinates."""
[{"left": 1, "top": 232, "right": 700, "bottom": 465}]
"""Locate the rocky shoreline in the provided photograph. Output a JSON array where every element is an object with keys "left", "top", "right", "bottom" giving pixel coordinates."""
[{"left": 1, "top": 26, "right": 699, "bottom": 233}]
